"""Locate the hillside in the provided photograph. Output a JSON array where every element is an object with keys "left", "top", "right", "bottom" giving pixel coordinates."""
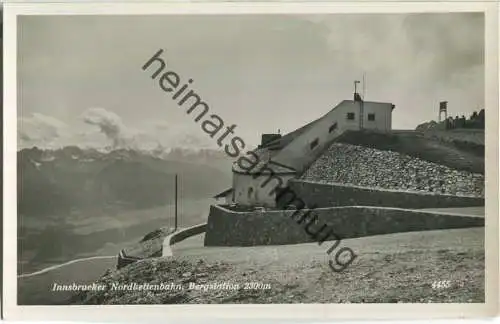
[{"left": 68, "top": 228, "right": 484, "bottom": 304}]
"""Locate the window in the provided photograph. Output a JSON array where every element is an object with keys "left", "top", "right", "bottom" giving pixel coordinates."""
[
  {"left": 347, "top": 112, "right": 355, "bottom": 120},
  {"left": 329, "top": 122, "right": 338, "bottom": 133},
  {"left": 368, "top": 113, "right": 375, "bottom": 121},
  {"left": 310, "top": 138, "right": 319, "bottom": 150}
]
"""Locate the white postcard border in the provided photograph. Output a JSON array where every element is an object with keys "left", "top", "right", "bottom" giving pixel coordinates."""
[{"left": 3, "top": 1, "right": 499, "bottom": 320}]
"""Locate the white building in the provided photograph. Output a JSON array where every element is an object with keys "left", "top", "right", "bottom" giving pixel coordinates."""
[{"left": 214, "top": 93, "right": 395, "bottom": 207}]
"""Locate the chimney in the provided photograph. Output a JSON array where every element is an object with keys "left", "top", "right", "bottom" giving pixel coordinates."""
[{"left": 260, "top": 133, "right": 282, "bottom": 147}]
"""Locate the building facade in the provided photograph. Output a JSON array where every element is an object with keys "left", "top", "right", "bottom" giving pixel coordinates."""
[
  {"left": 272, "top": 99, "right": 394, "bottom": 173},
  {"left": 214, "top": 95, "right": 395, "bottom": 208}
]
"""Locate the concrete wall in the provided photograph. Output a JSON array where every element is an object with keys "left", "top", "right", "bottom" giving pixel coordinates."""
[
  {"left": 339, "top": 101, "right": 362, "bottom": 132},
  {"left": 336, "top": 101, "right": 392, "bottom": 132},
  {"left": 233, "top": 172, "right": 294, "bottom": 207},
  {"left": 361, "top": 102, "right": 393, "bottom": 132},
  {"left": 117, "top": 250, "right": 141, "bottom": 269},
  {"left": 287, "top": 180, "right": 484, "bottom": 209},
  {"left": 273, "top": 100, "right": 393, "bottom": 173},
  {"left": 272, "top": 101, "right": 347, "bottom": 172},
  {"left": 204, "top": 204, "right": 483, "bottom": 247},
  {"left": 162, "top": 223, "right": 207, "bottom": 257}
]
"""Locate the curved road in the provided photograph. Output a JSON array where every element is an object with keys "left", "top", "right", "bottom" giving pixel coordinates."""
[
  {"left": 171, "top": 206, "right": 485, "bottom": 265},
  {"left": 419, "top": 206, "right": 484, "bottom": 216},
  {"left": 18, "top": 255, "right": 116, "bottom": 278}
]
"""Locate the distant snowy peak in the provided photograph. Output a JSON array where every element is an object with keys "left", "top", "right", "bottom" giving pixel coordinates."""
[{"left": 18, "top": 145, "right": 232, "bottom": 165}]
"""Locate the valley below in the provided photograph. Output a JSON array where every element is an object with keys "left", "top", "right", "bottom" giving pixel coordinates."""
[
  {"left": 15, "top": 146, "right": 232, "bottom": 304},
  {"left": 18, "top": 199, "right": 212, "bottom": 275}
]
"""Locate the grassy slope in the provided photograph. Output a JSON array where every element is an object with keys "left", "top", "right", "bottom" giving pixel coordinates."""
[{"left": 70, "top": 227, "right": 484, "bottom": 304}]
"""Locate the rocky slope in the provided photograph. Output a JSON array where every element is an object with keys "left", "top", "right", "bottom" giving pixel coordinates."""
[
  {"left": 301, "top": 143, "right": 484, "bottom": 197},
  {"left": 69, "top": 228, "right": 484, "bottom": 304},
  {"left": 335, "top": 130, "right": 484, "bottom": 174},
  {"left": 70, "top": 253, "right": 485, "bottom": 304}
]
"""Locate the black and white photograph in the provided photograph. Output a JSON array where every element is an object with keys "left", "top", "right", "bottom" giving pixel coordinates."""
[{"left": 2, "top": 1, "right": 499, "bottom": 321}]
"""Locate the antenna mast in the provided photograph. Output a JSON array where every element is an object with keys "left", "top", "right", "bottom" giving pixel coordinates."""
[{"left": 362, "top": 72, "right": 366, "bottom": 100}]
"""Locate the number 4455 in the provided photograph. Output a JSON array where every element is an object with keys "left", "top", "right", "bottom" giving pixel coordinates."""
[{"left": 432, "top": 280, "right": 451, "bottom": 289}]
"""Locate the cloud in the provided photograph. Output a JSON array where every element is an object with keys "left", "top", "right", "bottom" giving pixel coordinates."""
[
  {"left": 298, "top": 13, "right": 484, "bottom": 127},
  {"left": 18, "top": 113, "right": 67, "bottom": 148},
  {"left": 402, "top": 13, "right": 483, "bottom": 83},
  {"left": 18, "top": 13, "right": 484, "bottom": 139},
  {"left": 136, "top": 120, "right": 220, "bottom": 151},
  {"left": 306, "top": 13, "right": 483, "bottom": 83},
  {"left": 81, "top": 107, "right": 136, "bottom": 149},
  {"left": 153, "top": 121, "right": 170, "bottom": 131},
  {"left": 16, "top": 107, "right": 222, "bottom": 151},
  {"left": 80, "top": 108, "right": 216, "bottom": 151}
]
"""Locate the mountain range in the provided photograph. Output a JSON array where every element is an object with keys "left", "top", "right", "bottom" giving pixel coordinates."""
[{"left": 18, "top": 146, "right": 233, "bottom": 217}]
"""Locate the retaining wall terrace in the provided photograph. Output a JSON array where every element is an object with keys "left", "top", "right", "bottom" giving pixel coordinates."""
[
  {"left": 162, "top": 224, "right": 207, "bottom": 257},
  {"left": 286, "top": 180, "right": 484, "bottom": 209},
  {"left": 204, "top": 204, "right": 483, "bottom": 247}
]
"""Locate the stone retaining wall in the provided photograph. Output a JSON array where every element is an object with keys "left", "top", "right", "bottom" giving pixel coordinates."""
[
  {"left": 204, "top": 204, "right": 483, "bottom": 247},
  {"left": 117, "top": 250, "right": 141, "bottom": 269},
  {"left": 286, "top": 180, "right": 484, "bottom": 209}
]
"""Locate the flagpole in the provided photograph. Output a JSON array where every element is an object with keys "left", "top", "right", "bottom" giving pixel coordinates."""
[{"left": 362, "top": 72, "right": 366, "bottom": 100}]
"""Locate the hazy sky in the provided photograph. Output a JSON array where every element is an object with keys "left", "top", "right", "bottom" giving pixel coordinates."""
[{"left": 17, "top": 13, "right": 484, "bottom": 150}]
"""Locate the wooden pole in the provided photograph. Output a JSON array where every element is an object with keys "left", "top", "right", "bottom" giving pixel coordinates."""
[{"left": 174, "top": 174, "right": 178, "bottom": 231}]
